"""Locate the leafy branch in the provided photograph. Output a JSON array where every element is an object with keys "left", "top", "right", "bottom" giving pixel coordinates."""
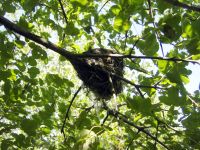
[
  {"left": 1, "top": 15, "right": 199, "bottom": 98},
  {"left": 0, "top": 16, "right": 199, "bottom": 65},
  {"left": 164, "top": 0, "right": 200, "bottom": 12},
  {"left": 0, "top": 16, "right": 167, "bottom": 97},
  {"left": 102, "top": 101, "right": 170, "bottom": 150}
]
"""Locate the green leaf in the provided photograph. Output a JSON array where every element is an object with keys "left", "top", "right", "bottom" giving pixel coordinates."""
[
  {"left": 0, "top": 70, "right": 12, "bottom": 80},
  {"left": 137, "top": 28, "right": 159, "bottom": 55},
  {"left": 166, "top": 64, "right": 191, "bottom": 84},
  {"left": 21, "top": 0, "right": 38, "bottom": 12},
  {"left": 29, "top": 42, "right": 48, "bottom": 61},
  {"left": 40, "top": 127, "right": 51, "bottom": 134},
  {"left": 180, "top": 75, "right": 190, "bottom": 84},
  {"left": 3, "top": 80, "right": 11, "bottom": 96},
  {"left": 65, "top": 22, "right": 80, "bottom": 36},
  {"left": 1, "top": 139, "right": 13, "bottom": 150},
  {"left": 27, "top": 57, "right": 37, "bottom": 66},
  {"left": 2, "top": 1, "right": 15, "bottom": 13},
  {"left": 157, "top": 60, "right": 169, "bottom": 73},
  {"left": 21, "top": 118, "right": 39, "bottom": 136},
  {"left": 159, "top": 14, "right": 182, "bottom": 42},
  {"left": 71, "top": 0, "right": 88, "bottom": 6},
  {"left": 160, "top": 87, "right": 186, "bottom": 106},
  {"left": 110, "top": 5, "right": 121, "bottom": 15},
  {"left": 185, "top": 38, "right": 200, "bottom": 55},
  {"left": 13, "top": 134, "right": 26, "bottom": 147},
  {"left": 182, "top": 112, "right": 200, "bottom": 129},
  {"left": 15, "top": 40, "right": 26, "bottom": 48},
  {"left": 16, "top": 62, "right": 26, "bottom": 72},
  {"left": 49, "top": 74, "right": 63, "bottom": 86},
  {"left": 191, "top": 18, "right": 200, "bottom": 36},
  {"left": 28, "top": 67, "right": 40, "bottom": 78},
  {"left": 113, "top": 16, "right": 131, "bottom": 33},
  {"left": 75, "top": 111, "right": 91, "bottom": 130},
  {"left": 114, "top": 17, "right": 123, "bottom": 31},
  {"left": 91, "top": 126, "right": 104, "bottom": 134},
  {"left": 192, "top": 54, "right": 200, "bottom": 60},
  {"left": 18, "top": 17, "right": 34, "bottom": 30},
  {"left": 155, "top": 0, "right": 171, "bottom": 13},
  {"left": 127, "top": 97, "right": 152, "bottom": 115}
]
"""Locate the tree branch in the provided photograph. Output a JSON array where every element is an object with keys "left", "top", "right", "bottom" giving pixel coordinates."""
[
  {"left": 78, "top": 54, "right": 199, "bottom": 65},
  {"left": 0, "top": 16, "right": 75, "bottom": 60},
  {"left": 102, "top": 101, "right": 170, "bottom": 150},
  {"left": 0, "top": 16, "right": 199, "bottom": 65},
  {"left": 58, "top": 0, "right": 68, "bottom": 24},
  {"left": 163, "top": 0, "right": 200, "bottom": 12}
]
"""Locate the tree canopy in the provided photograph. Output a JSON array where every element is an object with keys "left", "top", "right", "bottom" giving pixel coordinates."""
[{"left": 0, "top": 0, "right": 200, "bottom": 149}]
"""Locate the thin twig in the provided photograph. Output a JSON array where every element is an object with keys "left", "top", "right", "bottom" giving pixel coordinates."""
[
  {"left": 78, "top": 54, "right": 200, "bottom": 65},
  {"left": 187, "top": 95, "right": 200, "bottom": 108},
  {"left": 98, "top": 0, "right": 110, "bottom": 13},
  {"left": 61, "top": 86, "right": 82, "bottom": 138},
  {"left": 102, "top": 101, "right": 170, "bottom": 150},
  {"left": 154, "top": 116, "right": 182, "bottom": 133},
  {"left": 101, "top": 111, "right": 109, "bottom": 125},
  {"left": 129, "top": 38, "right": 140, "bottom": 55},
  {"left": 164, "top": 0, "right": 200, "bottom": 12},
  {"left": 111, "top": 72, "right": 164, "bottom": 89},
  {"left": 124, "top": 31, "right": 128, "bottom": 51},
  {"left": 58, "top": 0, "right": 68, "bottom": 24}
]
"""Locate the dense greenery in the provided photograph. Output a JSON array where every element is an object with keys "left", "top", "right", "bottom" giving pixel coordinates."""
[{"left": 0, "top": 0, "right": 200, "bottom": 149}]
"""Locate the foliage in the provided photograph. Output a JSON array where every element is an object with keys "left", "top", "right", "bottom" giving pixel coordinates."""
[{"left": 0, "top": 0, "right": 200, "bottom": 149}]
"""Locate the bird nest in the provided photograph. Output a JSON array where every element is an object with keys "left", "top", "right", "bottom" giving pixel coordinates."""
[{"left": 71, "top": 48, "right": 124, "bottom": 99}]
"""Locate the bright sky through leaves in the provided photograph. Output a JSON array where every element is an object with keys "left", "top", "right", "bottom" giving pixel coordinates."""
[{"left": 0, "top": 0, "right": 200, "bottom": 149}]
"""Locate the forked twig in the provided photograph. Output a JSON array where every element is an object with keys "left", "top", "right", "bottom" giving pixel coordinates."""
[{"left": 102, "top": 101, "right": 170, "bottom": 150}]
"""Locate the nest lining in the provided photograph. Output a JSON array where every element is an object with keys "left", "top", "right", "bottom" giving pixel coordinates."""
[{"left": 71, "top": 48, "right": 124, "bottom": 99}]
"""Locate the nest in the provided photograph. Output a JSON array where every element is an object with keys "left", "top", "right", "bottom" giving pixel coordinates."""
[{"left": 71, "top": 48, "right": 124, "bottom": 99}]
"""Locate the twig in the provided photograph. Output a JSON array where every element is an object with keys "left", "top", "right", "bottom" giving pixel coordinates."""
[
  {"left": 78, "top": 54, "right": 200, "bottom": 65},
  {"left": 102, "top": 101, "right": 170, "bottom": 150},
  {"left": 163, "top": 0, "right": 200, "bottom": 12},
  {"left": 124, "top": 31, "right": 128, "bottom": 51},
  {"left": 58, "top": 0, "right": 68, "bottom": 24},
  {"left": 98, "top": 0, "right": 110, "bottom": 13},
  {"left": 147, "top": 0, "right": 164, "bottom": 56},
  {"left": 113, "top": 73, "right": 145, "bottom": 98},
  {"left": 0, "top": 16, "right": 199, "bottom": 65},
  {"left": 101, "top": 111, "right": 109, "bottom": 125},
  {"left": 61, "top": 86, "right": 82, "bottom": 138},
  {"left": 111, "top": 73, "right": 164, "bottom": 89},
  {"left": 129, "top": 38, "right": 140, "bottom": 55},
  {"left": 154, "top": 116, "right": 181, "bottom": 133},
  {"left": 187, "top": 95, "right": 200, "bottom": 108}
]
